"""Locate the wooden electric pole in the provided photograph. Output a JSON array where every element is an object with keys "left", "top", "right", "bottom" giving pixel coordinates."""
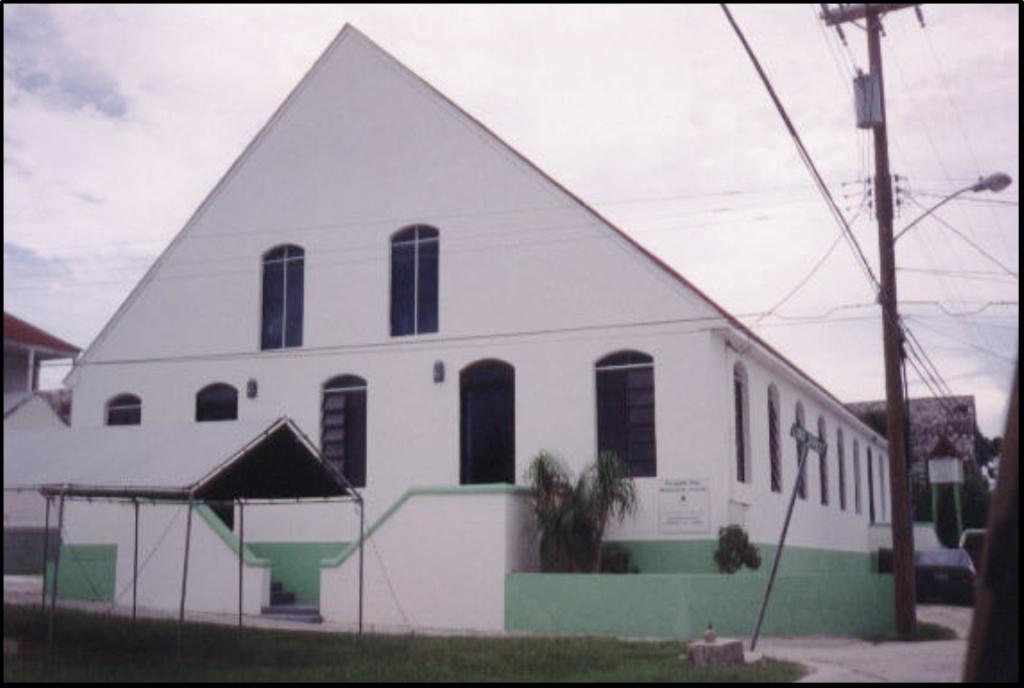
[{"left": 822, "top": 2, "right": 919, "bottom": 640}]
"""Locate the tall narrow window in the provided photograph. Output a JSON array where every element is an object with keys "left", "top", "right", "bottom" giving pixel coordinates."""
[
  {"left": 322, "top": 375, "right": 367, "bottom": 488},
  {"left": 196, "top": 383, "right": 238, "bottom": 422},
  {"left": 879, "top": 454, "right": 887, "bottom": 521},
  {"left": 867, "top": 447, "right": 876, "bottom": 524},
  {"left": 817, "top": 416, "right": 829, "bottom": 506},
  {"left": 460, "top": 361, "right": 515, "bottom": 485},
  {"left": 794, "top": 402, "right": 807, "bottom": 499},
  {"left": 106, "top": 393, "right": 141, "bottom": 426},
  {"left": 768, "top": 384, "right": 782, "bottom": 493},
  {"left": 261, "top": 245, "right": 304, "bottom": 350},
  {"left": 733, "top": 363, "right": 750, "bottom": 484},
  {"left": 853, "top": 439, "right": 863, "bottom": 515},
  {"left": 596, "top": 351, "right": 656, "bottom": 478},
  {"left": 390, "top": 225, "right": 439, "bottom": 336},
  {"left": 837, "top": 428, "right": 847, "bottom": 511}
]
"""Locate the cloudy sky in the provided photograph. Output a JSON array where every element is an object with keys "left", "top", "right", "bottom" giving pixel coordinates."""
[{"left": 4, "top": 4, "right": 1018, "bottom": 434}]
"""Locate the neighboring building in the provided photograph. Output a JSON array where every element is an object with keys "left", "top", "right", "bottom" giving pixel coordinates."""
[
  {"left": 3, "top": 312, "right": 80, "bottom": 415},
  {"left": 847, "top": 396, "right": 978, "bottom": 473},
  {"left": 3, "top": 25, "right": 894, "bottom": 638}
]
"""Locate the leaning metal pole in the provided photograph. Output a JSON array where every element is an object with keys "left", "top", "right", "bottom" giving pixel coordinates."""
[
  {"left": 358, "top": 496, "right": 364, "bottom": 637},
  {"left": 133, "top": 498, "right": 140, "bottom": 622},
  {"left": 238, "top": 500, "right": 244, "bottom": 634},
  {"left": 750, "top": 443, "right": 812, "bottom": 651}
]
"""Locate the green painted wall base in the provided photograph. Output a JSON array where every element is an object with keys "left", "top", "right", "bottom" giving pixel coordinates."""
[
  {"left": 44, "top": 544, "right": 117, "bottom": 603},
  {"left": 247, "top": 542, "right": 349, "bottom": 606},
  {"left": 506, "top": 572, "right": 894, "bottom": 639},
  {"left": 606, "top": 540, "right": 876, "bottom": 575}
]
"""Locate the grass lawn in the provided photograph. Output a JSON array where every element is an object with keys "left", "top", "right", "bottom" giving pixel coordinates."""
[
  {"left": 863, "top": 620, "right": 959, "bottom": 644},
  {"left": 4, "top": 605, "right": 805, "bottom": 682}
]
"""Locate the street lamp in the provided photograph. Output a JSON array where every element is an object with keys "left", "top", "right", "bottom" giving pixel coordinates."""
[{"left": 894, "top": 172, "right": 1013, "bottom": 243}]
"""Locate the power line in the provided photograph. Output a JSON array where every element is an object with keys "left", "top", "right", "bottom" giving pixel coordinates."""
[
  {"left": 906, "top": 195, "right": 1019, "bottom": 280},
  {"left": 720, "top": 4, "right": 880, "bottom": 295}
]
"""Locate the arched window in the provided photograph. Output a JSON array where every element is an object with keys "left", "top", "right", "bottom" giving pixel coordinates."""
[
  {"left": 878, "top": 454, "right": 887, "bottom": 522},
  {"left": 460, "top": 360, "right": 515, "bottom": 485},
  {"left": 196, "top": 383, "right": 238, "bottom": 422},
  {"left": 817, "top": 416, "right": 829, "bottom": 506},
  {"left": 390, "top": 225, "right": 439, "bottom": 336},
  {"left": 261, "top": 244, "right": 304, "bottom": 350},
  {"left": 596, "top": 350, "right": 655, "bottom": 477},
  {"left": 867, "top": 446, "right": 876, "bottom": 524},
  {"left": 853, "top": 438, "right": 863, "bottom": 515},
  {"left": 106, "top": 393, "right": 141, "bottom": 426},
  {"left": 733, "top": 363, "right": 750, "bottom": 484},
  {"left": 794, "top": 402, "right": 807, "bottom": 499},
  {"left": 322, "top": 375, "right": 367, "bottom": 488},
  {"left": 768, "top": 384, "right": 782, "bottom": 493},
  {"left": 837, "top": 428, "right": 847, "bottom": 511}
]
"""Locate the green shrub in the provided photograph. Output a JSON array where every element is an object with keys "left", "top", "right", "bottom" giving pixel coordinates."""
[{"left": 713, "top": 525, "right": 762, "bottom": 574}]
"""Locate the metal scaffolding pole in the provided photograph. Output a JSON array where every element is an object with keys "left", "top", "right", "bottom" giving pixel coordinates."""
[
  {"left": 238, "top": 500, "right": 244, "bottom": 633},
  {"left": 40, "top": 496, "right": 51, "bottom": 610},
  {"left": 133, "top": 498, "right": 140, "bottom": 622},
  {"left": 47, "top": 491, "right": 66, "bottom": 654},
  {"left": 177, "top": 495, "right": 194, "bottom": 660}
]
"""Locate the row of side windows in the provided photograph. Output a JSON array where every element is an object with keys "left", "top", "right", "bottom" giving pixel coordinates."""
[
  {"left": 259, "top": 226, "right": 440, "bottom": 351},
  {"left": 733, "top": 363, "right": 881, "bottom": 522},
  {"left": 103, "top": 349, "right": 659, "bottom": 487}
]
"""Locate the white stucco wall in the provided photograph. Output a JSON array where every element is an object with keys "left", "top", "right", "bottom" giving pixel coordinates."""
[
  {"left": 236, "top": 500, "right": 359, "bottom": 542},
  {"left": 60, "top": 23, "right": 890, "bottom": 578},
  {"left": 4, "top": 488, "right": 47, "bottom": 528},
  {"left": 57, "top": 500, "right": 269, "bottom": 615},
  {"left": 319, "top": 489, "right": 536, "bottom": 632}
]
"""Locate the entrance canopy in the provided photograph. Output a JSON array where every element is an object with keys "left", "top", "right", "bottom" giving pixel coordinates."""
[{"left": 3, "top": 417, "right": 349, "bottom": 500}]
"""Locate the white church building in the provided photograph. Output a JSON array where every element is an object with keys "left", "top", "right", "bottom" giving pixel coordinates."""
[{"left": 4, "top": 25, "right": 895, "bottom": 638}]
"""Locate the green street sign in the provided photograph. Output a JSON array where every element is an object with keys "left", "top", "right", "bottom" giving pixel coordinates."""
[{"left": 790, "top": 424, "right": 827, "bottom": 454}]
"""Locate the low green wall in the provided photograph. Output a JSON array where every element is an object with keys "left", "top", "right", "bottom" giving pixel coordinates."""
[
  {"left": 606, "top": 540, "right": 876, "bottom": 574},
  {"left": 247, "top": 542, "right": 348, "bottom": 606},
  {"left": 506, "top": 572, "right": 894, "bottom": 639},
  {"left": 44, "top": 544, "right": 117, "bottom": 603}
]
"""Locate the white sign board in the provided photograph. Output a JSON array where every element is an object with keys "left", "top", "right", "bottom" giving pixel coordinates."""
[
  {"left": 928, "top": 457, "right": 964, "bottom": 485},
  {"left": 658, "top": 478, "right": 710, "bottom": 534}
]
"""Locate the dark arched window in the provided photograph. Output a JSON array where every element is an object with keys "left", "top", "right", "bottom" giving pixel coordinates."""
[
  {"left": 390, "top": 225, "right": 439, "bottom": 336},
  {"left": 261, "top": 244, "right": 304, "bottom": 350},
  {"left": 322, "top": 375, "right": 367, "bottom": 488},
  {"left": 837, "top": 428, "right": 847, "bottom": 511},
  {"left": 460, "top": 360, "right": 515, "bottom": 485},
  {"left": 878, "top": 454, "right": 887, "bottom": 522},
  {"left": 733, "top": 363, "right": 750, "bottom": 484},
  {"left": 867, "top": 446, "right": 876, "bottom": 524},
  {"left": 596, "top": 350, "right": 655, "bottom": 477},
  {"left": 106, "top": 393, "right": 141, "bottom": 426},
  {"left": 196, "top": 383, "right": 238, "bottom": 422},
  {"left": 794, "top": 402, "right": 807, "bottom": 499},
  {"left": 853, "top": 438, "right": 863, "bottom": 515},
  {"left": 768, "top": 384, "right": 782, "bottom": 493},
  {"left": 817, "top": 416, "right": 829, "bottom": 506}
]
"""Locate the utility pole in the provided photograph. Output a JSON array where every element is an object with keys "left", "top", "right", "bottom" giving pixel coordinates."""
[{"left": 822, "top": 2, "right": 919, "bottom": 639}]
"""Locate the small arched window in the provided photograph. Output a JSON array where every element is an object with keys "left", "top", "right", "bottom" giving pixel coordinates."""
[
  {"left": 733, "top": 363, "right": 750, "bottom": 484},
  {"left": 794, "top": 402, "right": 807, "bottom": 499},
  {"left": 768, "top": 384, "right": 782, "bottom": 493},
  {"left": 878, "top": 454, "right": 887, "bottom": 522},
  {"left": 867, "top": 446, "right": 876, "bottom": 523},
  {"left": 261, "top": 244, "right": 304, "bottom": 350},
  {"left": 837, "top": 428, "right": 847, "bottom": 511},
  {"left": 390, "top": 225, "right": 439, "bottom": 336},
  {"left": 817, "top": 416, "right": 829, "bottom": 506},
  {"left": 596, "top": 350, "right": 655, "bottom": 477},
  {"left": 322, "top": 375, "right": 368, "bottom": 488},
  {"left": 196, "top": 383, "right": 238, "bottom": 422},
  {"left": 106, "top": 393, "right": 141, "bottom": 426}
]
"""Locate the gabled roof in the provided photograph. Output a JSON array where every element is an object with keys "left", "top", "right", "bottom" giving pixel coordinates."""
[
  {"left": 4, "top": 312, "right": 80, "bottom": 356},
  {"left": 63, "top": 25, "right": 886, "bottom": 442}
]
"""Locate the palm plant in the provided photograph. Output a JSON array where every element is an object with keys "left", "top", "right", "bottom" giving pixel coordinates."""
[{"left": 527, "top": 451, "right": 638, "bottom": 573}]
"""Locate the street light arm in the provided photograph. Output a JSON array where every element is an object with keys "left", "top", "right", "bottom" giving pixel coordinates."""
[{"left": 893, "top": 184, "right": 972, "bottom": 244}]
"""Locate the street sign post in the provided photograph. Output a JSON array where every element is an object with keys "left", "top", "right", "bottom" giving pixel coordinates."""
[{"left": 750, "top": 422, "right": 828, "bottom": 651}]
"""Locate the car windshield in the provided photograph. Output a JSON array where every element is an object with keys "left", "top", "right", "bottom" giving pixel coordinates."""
[{"left": 916, "top": 550, "right": 971, "bottom": 567}]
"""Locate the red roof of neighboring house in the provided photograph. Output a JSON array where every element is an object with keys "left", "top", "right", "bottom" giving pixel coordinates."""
[{"left": 3, "top": 312, "right": 80, "bottom": 355}]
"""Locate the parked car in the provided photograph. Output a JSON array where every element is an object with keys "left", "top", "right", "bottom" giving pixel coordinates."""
[
  {"left": 915, "top": 549, "right": 975, "bottom": 606},
  {"left": 959, "top": 528, "right": 986, "bottom": 572}
]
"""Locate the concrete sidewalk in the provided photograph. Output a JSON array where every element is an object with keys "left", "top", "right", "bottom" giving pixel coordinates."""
[{"left": 753, "top": 605, "right": 972, "bottom": 683}]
